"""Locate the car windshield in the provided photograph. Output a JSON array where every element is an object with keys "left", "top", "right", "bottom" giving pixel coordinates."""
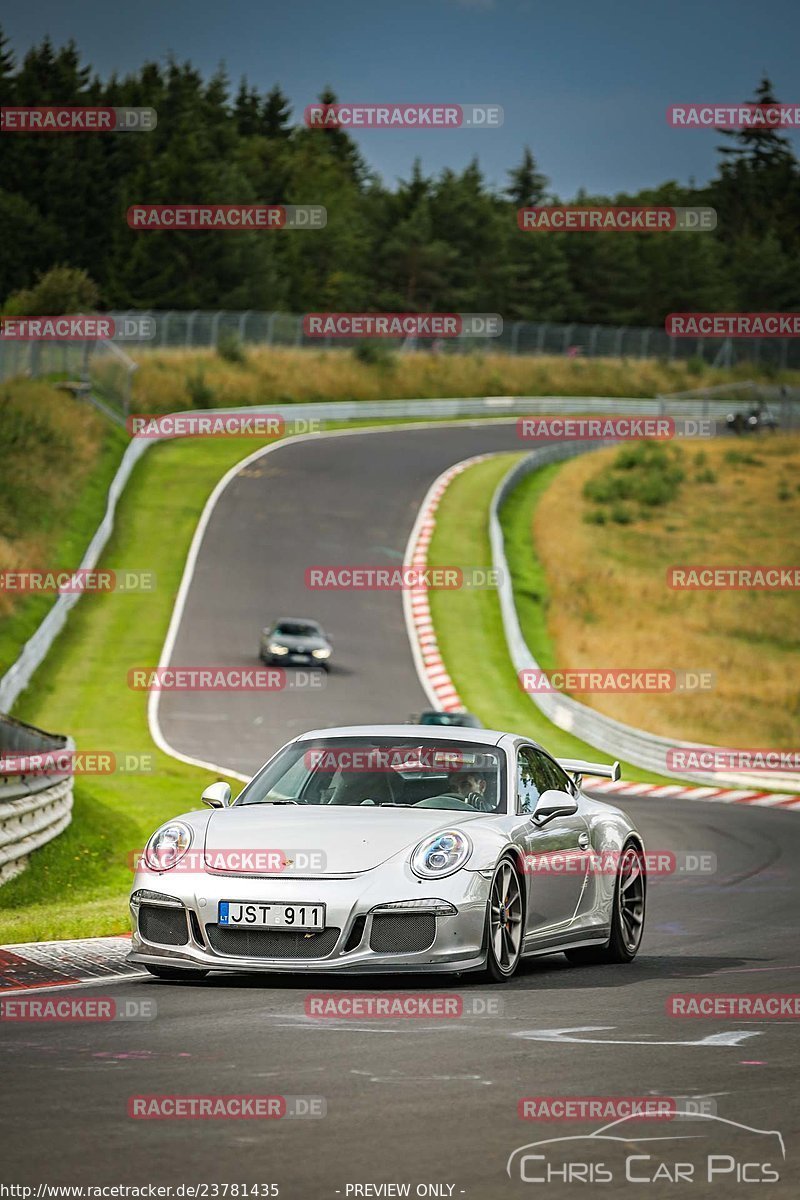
[
  {"left": 236, "top": 736, "right": 506, "bottom": 813},
  {"left": 273, "top": 622, "right": 320, "bottom": 638}
]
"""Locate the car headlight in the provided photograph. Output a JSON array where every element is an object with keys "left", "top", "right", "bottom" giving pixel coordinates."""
[
  {"left": 268, "top": 643, "right": 289, "bottom": 655},
  {"left": 410, "top": 830, "right": 472, "bottom": 879},
  {"left": 144, "top": 821, "right": 193, "bottom": 871},
  {"left": 312, "top": 648, "right": 331, "bottom": 659}
]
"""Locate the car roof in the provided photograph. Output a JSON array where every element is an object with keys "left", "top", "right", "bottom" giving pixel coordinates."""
[
  {"left": 273, "top": 617, "right": 322, "bottom": 627},
  {"left": 298, "top": 723, "right": 521, "bottom": 748}
]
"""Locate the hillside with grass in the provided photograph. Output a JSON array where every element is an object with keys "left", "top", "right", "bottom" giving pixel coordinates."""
[
  {"left": 0, "top": 383, "right": 127, "bottom": 676},
  {"left": 128, "top": 344, "right": 799, "bottom": 414},
  {"left": 514, "top": 433, "right": 800, "bottom": 746}
]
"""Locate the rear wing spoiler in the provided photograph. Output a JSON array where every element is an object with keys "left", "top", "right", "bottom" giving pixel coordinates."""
[{"left": 558, "top": 758, "right": 621, "bottom": 783}]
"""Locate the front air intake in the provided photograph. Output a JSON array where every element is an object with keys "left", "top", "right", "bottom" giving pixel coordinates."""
[
  {"left": 139, "top": 904, "right": 189, "bottom": 946},
  {"left": 369, "top": 912, "right": 436, "bottom": 954}
]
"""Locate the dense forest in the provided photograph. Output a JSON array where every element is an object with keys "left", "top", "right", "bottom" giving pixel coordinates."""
[{"left": 1, "top": 29, "right": 798, "bottom": 323}]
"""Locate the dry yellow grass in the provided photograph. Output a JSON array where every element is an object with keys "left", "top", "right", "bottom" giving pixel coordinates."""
[
  {"left": 128, "top": 346, "right": 794, "bottom": 415},
  {"left": 532, "top": 434, "right": 800, "bottom": 747}
]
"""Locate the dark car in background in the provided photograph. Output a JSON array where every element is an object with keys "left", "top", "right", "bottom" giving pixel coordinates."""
[
  {"left": 260, "top": 618, "right": 332, "bottom": 669},
  {"left": 412, "top": 709, "right": 484, "bottom": 728}
]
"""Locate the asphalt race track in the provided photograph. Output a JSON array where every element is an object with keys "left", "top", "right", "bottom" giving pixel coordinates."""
[
  {"left": 4, "top": 423, "right": 799, "bottom": 1196},
  {"left": 158, "top": 422, "right": 526, "bottom": 774}
]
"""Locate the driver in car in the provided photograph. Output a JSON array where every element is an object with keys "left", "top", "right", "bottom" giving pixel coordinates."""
[{"left": 433, "top": 768, "right": 495, "bottom": 812}]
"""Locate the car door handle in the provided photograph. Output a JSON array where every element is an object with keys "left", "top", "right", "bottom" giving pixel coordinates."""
[{"left": 577, "top": 833, "right": 590, "bottom": 850}]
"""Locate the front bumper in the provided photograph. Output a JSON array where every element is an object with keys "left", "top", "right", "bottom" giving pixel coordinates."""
[{"left": 128, "top": 865, "right": 489, "bottom": 975}]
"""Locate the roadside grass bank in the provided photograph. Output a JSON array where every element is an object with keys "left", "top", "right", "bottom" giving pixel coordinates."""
[
  {"left": 0, "top": 434, "right": 268, "bottom": 944},
  {"left": 0, "top": 383, "right": 127, "bottom": 676},
  {"left": 424, "top": 454, "right": 667, "bottom": 782},
  {"left": 129, "top": 345, "right": 796, "bottom": 415},
  {"left": 525, "top": 434, "right": 800, "bottom": 747}
]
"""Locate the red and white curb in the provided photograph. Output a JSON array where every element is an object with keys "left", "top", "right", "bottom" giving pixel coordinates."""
[
  {"left": 0, "top": 935, "right": 141, "bottom": 994},
  {"left": 403, "top": 454, "right": 493, "bottom": 713},
  {"left": 587, "top": 779, "right": 800, "bottom": 809},
  {"left": 403, "top": 457, "right": 800, "bottom": 812}
]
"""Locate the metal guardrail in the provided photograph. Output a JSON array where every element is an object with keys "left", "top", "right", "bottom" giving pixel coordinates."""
[
  {"left": 489, "top": 446, "right": 800, "bottom": 791},
  {"left": 0, "top": 714, "right": 75, "bottom": 886}
]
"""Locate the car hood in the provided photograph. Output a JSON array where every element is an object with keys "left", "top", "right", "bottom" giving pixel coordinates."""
[{"left": 203, "top": 805, "right": 485, "bottom": 875}]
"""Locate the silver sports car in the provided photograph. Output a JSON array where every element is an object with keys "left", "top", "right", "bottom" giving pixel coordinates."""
[{"left": 129, "top": 725, "right": 646, "bottom": 982}]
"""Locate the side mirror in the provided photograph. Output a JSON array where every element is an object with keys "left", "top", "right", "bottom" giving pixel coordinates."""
[
  {"left": 202, "top": 781, "right": 232, "bottom": 809},
  {"left": 532, "top": 788, "right": 578, "bottom": 825}
]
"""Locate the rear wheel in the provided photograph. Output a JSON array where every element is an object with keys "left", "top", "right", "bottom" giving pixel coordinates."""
[
  {"left": 484, "top": 858, "right": 524, "bottom": 982},
  {"left": 565, "top": 841, "right": 645, "bottom": 965},
  {"left": 144, "top": 964, "right": 209, "bottom": 981}
]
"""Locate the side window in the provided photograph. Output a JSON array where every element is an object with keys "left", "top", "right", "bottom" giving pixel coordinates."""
[
  {"left": 517, "top": 747, "right": 572, "bottom": 814},
  {"left": 537, "top": 755, "right": 573, "bottom": 796},
  {"left": 517, "top": 747, "right": 549, "bottom": 814}
]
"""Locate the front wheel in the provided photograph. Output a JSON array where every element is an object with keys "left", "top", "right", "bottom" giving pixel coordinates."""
[
  {"left": 565, "top": 841, "right": 645, "bottom": 965},
  {"left": 144, "top": 964, "right": 209, "bottom": 981},
  {"left": 483, "top": 857, "right": 524, "bottom": 982}
]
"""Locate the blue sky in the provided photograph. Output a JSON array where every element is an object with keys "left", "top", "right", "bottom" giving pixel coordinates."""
[{"left": 3, "top": 0, "right": 799, "bottom": 196}]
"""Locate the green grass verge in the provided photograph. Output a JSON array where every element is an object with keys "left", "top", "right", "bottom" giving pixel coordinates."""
[
  {"left": 426, "top": 454, "right": 672, "bottom": 783},
  {"left": 0, "top": 435, "right": 269, "bottom": 943}
]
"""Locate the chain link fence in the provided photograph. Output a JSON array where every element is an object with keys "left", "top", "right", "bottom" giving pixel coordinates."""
[
  {"left": 107, "top": 310, "right": 800, "bottom": 368},
  {"left": 1, "top": 311, "right": 798, "bottom": 424}
]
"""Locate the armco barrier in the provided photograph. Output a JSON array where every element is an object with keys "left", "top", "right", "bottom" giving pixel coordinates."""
[
  {"left": 489, "top": 445, "right": 800, "bottom": 792},
  {"left": 0, "top": 714, "right": 75, "bottom": 886}
]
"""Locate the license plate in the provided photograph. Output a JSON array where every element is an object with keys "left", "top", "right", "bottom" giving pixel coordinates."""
[{"left": 218, "top": 901, "right": 325, "bottom": 930}]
